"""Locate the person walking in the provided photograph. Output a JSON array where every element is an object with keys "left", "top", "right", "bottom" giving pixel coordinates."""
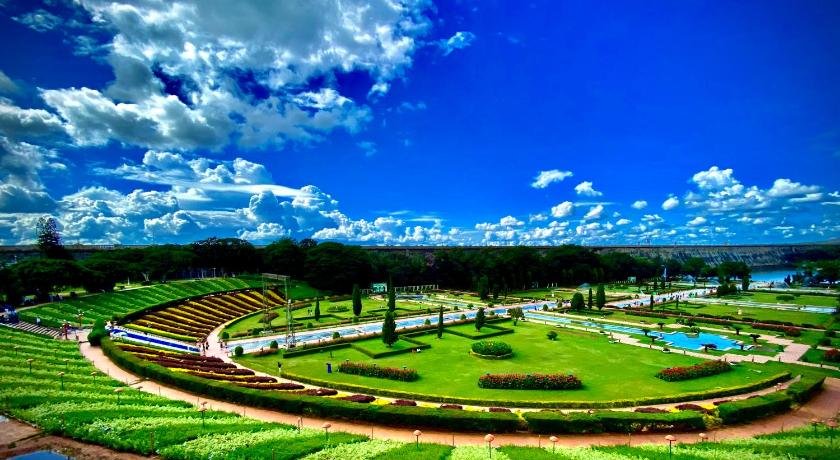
[{"left": 36, "top": 317, "right": 41, "bottom": 327}]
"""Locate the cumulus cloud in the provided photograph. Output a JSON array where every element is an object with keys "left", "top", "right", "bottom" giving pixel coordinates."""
[
  {"left": 0, "top": 71, "right": 19, "bottom": 94},
  {"left": 615, "top": 218, "right": 631, "bottom": 226},
  {"left": 691, "top": 166, "right": 736, "bottom": 190},
  {"left": 531, "top": 169, "right": 573, "bottom": 189},
  {"left": 439, "top": 31, "right": 476, "bottom": 55},
  {"left": 0, "top": 137, "right": 63, "bottom": 212},
  {"left": 767, "top": 178, "right": 820, "bottom": 198},
  {"left": 0, "top": 99, "right": 67, "bottom": 142},
  {"left": 550, "top": 201, "right": 574, "bottom": 218},
  {"left": 631, "top": 200, "right": 647, "bottom": 210},
  {"left": 687, "top": 216, "right": 707, "bottom": 226},
  {"left": 574, "top": 181, "right": 602, "bottom": 197},
  {"left": 583, "top": 204, "right": 604, "bottom": 220},
  {"left": 661, "top": 196, "right": 680, "bottom": 210}
]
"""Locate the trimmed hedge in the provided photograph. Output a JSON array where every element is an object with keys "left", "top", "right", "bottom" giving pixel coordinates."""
[
  {"left": 478, "top": 373, "right": 582, "bottom": 390},
  {"left": 523, "top": 410, "right": 706, "bottom": 434},
  {"left": 471, "top": 340, "right": 513, "bottom": 357},
  {"left": 281, "top": 369, "right": 791, "bottom": 409},
  {"left": 102, "top": 338, "right": 521, "bottom": 432},
  {"left": 656, "top": 360, "right": 731, "bottom": 382},
  {"left": 786, "top": 376, "right": 825, "bottom": 404},
  {"left": 87, "top": 319, "right": 108, "bottom": 346},
  {"left": 716, "top": 392, "right": 793, "bottom": 424},
  {"left": 355, "top": 336, "right": 431, "bottom": 359},
  {"left": 338, "top": 361, "right": 418, "bottom": 381},
  {"left": 446, "top": 324, "right": 514, "bottom": 340}
]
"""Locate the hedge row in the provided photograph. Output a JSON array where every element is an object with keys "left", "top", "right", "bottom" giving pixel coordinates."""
[
  {"left": 446, "top": 324, "right": 514, "bottom": 340},
  {"left": 785, "top": 376, "right": 825, "bottom": 404},
  {"left": 281, "top": 369, "right": 791, "bottom": 409},
  {"left": 523, "top": 410, "right": 706, "bottom": 434},
  {"left": 478, "top": 373, "right": 582, "bottom": 390},
  {"left": 338, "top": 361, "right": 418, "bottom": 381},
  {"left": 716, "top": 392, "right": 793, "bottom": 424},
  {"left": 102, "top": 338, "right": 522, "bottom": 432},
  {"left": 356, "top": 336, "right": 431, "bottom": 359},
  {"left": 655, "top": 360, "right": 731, "bottom": 382}
]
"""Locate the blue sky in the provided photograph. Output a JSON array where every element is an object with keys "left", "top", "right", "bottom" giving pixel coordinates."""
[{"left": 0, "top": 0, "right": 838, "bottom": 246}]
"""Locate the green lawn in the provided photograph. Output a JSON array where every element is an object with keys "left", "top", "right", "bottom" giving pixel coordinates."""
[
  {"left": 237, "top": 321, "right": 795, "bottom": 405},
  {"left": 658, "top": 301, "right": 836, "bottom": 328},
  {"left": 723, "top": 291, "right": 839, "bottom": 307}
]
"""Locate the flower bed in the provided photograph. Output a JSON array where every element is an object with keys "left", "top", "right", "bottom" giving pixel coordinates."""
[
  {"left": 337, "top": 361, "right": 419, "bottom": 381},
  {"left": 655, "top": 360, "right": 731, "bottom": 381},
  {"left": 470, "top": 340, "right": 513, "bottom": 358},
  {"left": 674, "top": 403, "right": 714, "bottom": 415},
  {"left": 824, "top": 348, "right": 840, "bottom": 362},
  {"left": 295, "top": 388, "right": 339, "bottom": 396},
  {"left": 478, "top": 373, "right": 582, "bottom": 390},
  {"left": 391, "top": 399, "right": 417, "bottom": 406},
  {"left": 440, "top": 404, "right": 463, "bottom": 410},
  {"left": 338, "top": 394, "right": 376, "bottom": 403}
]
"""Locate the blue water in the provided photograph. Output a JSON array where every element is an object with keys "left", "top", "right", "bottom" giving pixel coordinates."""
[
  {"left": 525, "top": 312, "right": 745, "bottom": 351},
  {"left": 234, "top": 302, "right": 553, "bottom": 352},
  {"left": 110, "top": 328, "right": 199, "bottom": 353},
  {"left": 750, "top": 268, "right": 795, "bottom": 283},
  {"left": 10, "top": 452, "right": 70, "bottom": 460}
]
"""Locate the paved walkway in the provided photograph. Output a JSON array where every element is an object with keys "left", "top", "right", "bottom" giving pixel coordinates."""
[{"left": 79, "top": 340, "right": 840, "bottom": 447}]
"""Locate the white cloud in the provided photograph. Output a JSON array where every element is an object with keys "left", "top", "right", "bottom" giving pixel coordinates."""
[
  {"left": 574, "top": 181, "right": 603, "bottom": 197},
  {"left": 767, "top": 178, "right": 820, "bottom": 198},
  {"left": 687, "top": 216, "right": 707, "bottom": 226},
  {"left": 642, "top": 214, "right": 664, "bottom": 224},
  {"left": 550, "top": 201, "right": 574, "bottom": 218},
  {"left": 0, "top": 99, "right": 67, "bottom": 142},
  {"left": 789, "top": 193, "right": 823, "bottom": 203},
  {"left": 439, "top": 31, "right": 476, "bottom": 55},
  {"left": 691, "top": 166, "right": 736, "bottom": 190},
  {"left": 661, "top": 196, "right": 680, "bottom": 210},
  {"left": 0, "top": 71, "right": 19, "bottom": 94},
  {"left": 13, "top": 9, "right": 63, "bottom": 32},
  {"left": 531, "top": 169, "right": 573, "bottom": 189},
  {"left": 615, "top": 218, "right": 631, "bottom": 226},
  {"left": 631, "top": 200, "right": 647, "bottom": 210},
  {"left": 583, "top": 204, "right": 604, "bottom": 220}
]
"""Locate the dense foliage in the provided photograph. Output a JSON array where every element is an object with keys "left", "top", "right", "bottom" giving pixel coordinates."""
[
  {"left": 716, "top": 393, "right": 793, "bottom": 424},
  {"left": 522, "top": 410, "right": 704, "bottom": 434},
  {"left": 470, "top": 340, "right": 513, "bottom": 357},
  {"left": 478, "top": 373, "right": 582, "bottom": 390},
  {"left": 655, "top": 360, "right": 732, "bottom": 381},
  {"left": 338, "top": 362, "right": 419, "bottom": 381}
]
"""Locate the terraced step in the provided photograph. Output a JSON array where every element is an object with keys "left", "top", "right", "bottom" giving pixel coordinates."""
[{"left": 0, "top": 321, "right": 62, "bottom": 339}]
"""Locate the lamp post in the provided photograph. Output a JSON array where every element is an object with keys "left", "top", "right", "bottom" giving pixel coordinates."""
[
  {"left": 90, "top": 371, "right": 98, "bottom": 381},
  {"left": 698, "top": 433, "right": 708, "bottom": 443},
  {"left": 811, "top": 417, "right": 820, "bottom": 435},
  {"left": 322, "top": 422, "right": 331, "bottom": 445},
  {"left": 63, "top": 358, "right": 69, "bottom": 370},
  {"left": 297, "top": 416, "right": 303, "bottom": 431},
  {"left": 665, "top": 435, "right": 676, "bottom": 459},
  {"left": 413, "top": 430, "right": 422, "bottom": 449},
  {"left": 484, "top": 434, "right": 495, "bottom": 458},
  {"left": 114, "top": 387, "right": 124, "bottom": 405},
  {"left": 198, "top": 406, "right": 207, "bottom": 428},
  {"left": 12, "top": 345, "right": 19, "bottom": 356},
  {"left": 549, "top": 436, "right": 558, "bottom": 453},
  {"left": 58, "top": 371, "right": 65, "bottom": 391},
  {"left": 26, "top": 358, "right": 33, "bottom": 373}
]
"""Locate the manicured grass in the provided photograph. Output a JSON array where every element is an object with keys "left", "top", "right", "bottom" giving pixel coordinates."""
[
  {"left": 238, "top": 322, "right": 792, "bottom": 405},
  {"left": 660, "top": 301, "right": 835, "bottom": 328},
  {"left": 723, "top": 291, "right": 839, "bottom": 307}
]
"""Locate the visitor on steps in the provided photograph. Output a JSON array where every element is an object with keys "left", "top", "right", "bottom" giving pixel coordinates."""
[{"left": 36, "top": 317, "right": 41, "bottom": 327}]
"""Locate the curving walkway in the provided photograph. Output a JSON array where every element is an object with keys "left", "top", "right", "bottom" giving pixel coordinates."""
[{"left": 80, "top": 339, "right": 840, "bottom": 447}]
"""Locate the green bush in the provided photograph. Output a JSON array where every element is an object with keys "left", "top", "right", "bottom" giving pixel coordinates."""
[
  {"left": 471, "top": 340, "right": 513, "bottom": 357},
  {"left": 87, "top": 319, "right": 108, "bottom": 347},
  {"left": 269, "top": 340, "right": 278, "bottom": 349},
  {"left": 523, "top": 410, "right": 705, "bottom": 434},
  {"left": 546, "top": 331, "right": 558, "bottom": 341},
  {"left": 785, "top": 376, "right": 825, "bottom": 404},
  {"left": 776, "top": 294, "right": 795, "bottom": 301},
  {"left": 338, "top": 361, "right": 418, "bottom": 381},
  {"left": 234, "top": 346, "right": 244, "bottom": 357},
  {"left": 717, "top": 392, "right": 792, "bottom": 424}
]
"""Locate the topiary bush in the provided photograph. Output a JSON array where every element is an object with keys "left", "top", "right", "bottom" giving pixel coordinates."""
[
  {"left": 546, "top": 330, "right": 558, "bottom": 341},
  {"left": 234, "top": 345, "right": 244, "bottom": 357},
  {"left": 269, "top": 340, "right": 278, "bottom": 349},
  {"left": 655, "top": 360, "right": 731, "bottom": 381},
  {"left": 87, "top": 319, "right": 108, "bottom": 346},
  {"left": 717, "top": 392, "right": 792, "bottom": 424},
  {"left": 471, "top": 340, "right": 513, "bottom": 357}
]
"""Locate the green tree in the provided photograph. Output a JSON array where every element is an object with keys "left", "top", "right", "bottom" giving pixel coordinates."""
[
  {"left": 387, "top": 275, "right": 396, "bottom": 311},
  {"left": 36, "top": 217, "right": 70, "bottom": 260},
  {"left": 595, "top": 284, "right": 606, "bottom": 310},
  {"left": 352, "top": 284, "right": 362, "bottom": 316},
  {"left": 314, "top": 297, "right": 321, "bottom": 321},
  {"left": 381, "top": 310, "right": 397, "bottom": 347},
  {"left": 741, "top": 274, "right": 751, "bottom": 292},
  {"left": 475, "top": 307, "right": 486, "bottom": 331},
  {"left": 587, "top": 287, "right": 593, "bottom": 309},
  {"left": 571, "top": 292, "right": 585, "bottom": 311},
  {"left": 683, "top": 257, "right": 707, "bottom": 278},
  {"left": 477, "top": 275, "right": 489, "bottom": 300},
  {"left": 437, "top": 307, "right": 444, "bottom": 338}
]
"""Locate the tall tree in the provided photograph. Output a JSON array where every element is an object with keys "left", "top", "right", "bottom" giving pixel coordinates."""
[
  {"left": 650, "top": 294, "right": 655, "bottom": 310},
  {"left": 437, "top": 307, "right": 444, "bottom": 339},
  {"left": 314, "top": 297, "right": 321, "bottom": 321},
  {"left": 36, "top": 217, "right": 70, "bottom": 260},
  {"left": 475, "top": 307, "right": 486, "bottom": 331},
  {"left": 381, "top": 310, "right": 397, "bottom": 347},
  {"left": 477, "top": 275, "right": 489, "bottom": 300},
  {"left": 352, "top": 284, "right": 362, "bottom": 316},
  {"left": 587, "top": 287, "right": 593, "bottom": 309},
  {"left": 387, "top": 274, "right": 396, "bottom": 311},
  {"left": 741, "top": 274, "right": 751, "bottom": 292},
  {"left": 595, "top": 284, "right": 606, "bottom": 310},
  {"left": 571, "top": 292, "right": 585, "bottom": 311}
]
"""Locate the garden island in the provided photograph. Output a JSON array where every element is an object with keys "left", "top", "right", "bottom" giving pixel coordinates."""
[{"left": 2, "top": 238, "right": 839, "bottom": 459}]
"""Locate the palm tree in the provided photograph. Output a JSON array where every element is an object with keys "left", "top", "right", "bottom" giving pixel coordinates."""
[
  {"left": 657, "top": 322, "right": 665, "bottom": 330},
  {"left": 642, "top": 328, "right": 650, "bottom": 337},
  {"left": 733, "top": 326, "right": 742, "bottom": 336},
  {"left": 749, "top": 333, "right": 760, "bottom": 344}
]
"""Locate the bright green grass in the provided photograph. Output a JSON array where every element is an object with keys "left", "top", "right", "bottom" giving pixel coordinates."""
[
  {"left": 724, "top": 291, "right": 840, "bottom": 307},
  {"left": 19, "top": 277, "right": 262, "bottom": 328},
  {"left": 237, "top": 322, "right": 794, "bottom": 405},
  {"left": 659, "top": 301, "right": 835, "bottom": 328}
]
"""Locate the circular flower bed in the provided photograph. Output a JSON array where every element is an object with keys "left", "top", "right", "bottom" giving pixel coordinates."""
[{"left": 470, "top": 340, "right": 513, "bottom": 359}]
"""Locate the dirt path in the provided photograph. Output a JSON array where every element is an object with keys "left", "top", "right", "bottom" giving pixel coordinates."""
[{"left": 80, "top": 341, "right": 840, "bottom": 447}]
